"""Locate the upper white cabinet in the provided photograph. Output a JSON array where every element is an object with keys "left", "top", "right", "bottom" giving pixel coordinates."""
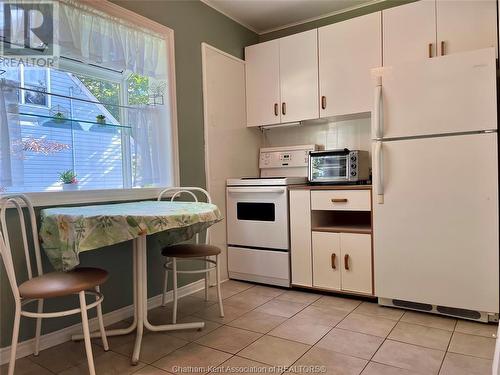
[
  {"left": 383, "top": 0, "right": 437, "bottom": 65},
  {"left": 319, "top": 12, "right": 382, "bottom": 117},
  {"left": 436, "top": 0, "right": 497, "bottom": 56},
  {"left": 384, "top": 0, "right": 497, "bottom": 66},
  {"left": 245, "top": 30, "right": 318, "bottom": 127},
  {"left": 279, "top": 30, "right": 319, "bottom": 123},
  {"left": 245, "top": 40, "right": 281, "bottom": 127}
]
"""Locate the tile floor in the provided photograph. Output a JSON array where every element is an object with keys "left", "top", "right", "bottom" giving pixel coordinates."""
[{"left": 2, "top": 280, "right": 498, "bottom": 375}]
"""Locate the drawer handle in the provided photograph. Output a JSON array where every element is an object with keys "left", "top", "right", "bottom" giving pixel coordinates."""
[
  {"left": 331, "top": 253, "right": 336, "bottom": 269},
  {"left": 331, "top": 198, "right": 348, "bottom": 203},
  {"left": 344, "top": 254, "right": 350, "bottom": 270}
]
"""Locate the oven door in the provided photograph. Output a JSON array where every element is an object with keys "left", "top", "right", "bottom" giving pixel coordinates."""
[
  {"left": 309, "top": 153, "right": 349, "bottom": 182},
  {"left": 226, "top": 186, "right": 289, "bottom": 250}
]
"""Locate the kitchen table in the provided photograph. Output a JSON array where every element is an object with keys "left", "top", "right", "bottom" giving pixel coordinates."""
[{"left": 39, "top": 200, "right": 222, "bottom": 364}]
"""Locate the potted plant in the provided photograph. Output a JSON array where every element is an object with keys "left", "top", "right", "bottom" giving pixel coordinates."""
[
  {"left": 53, "top": 112, "right": 66, "bottom": 123},
  {"left": 96, "top": 114, "right": 106, "bottom": 124},
  {"left": 59, "top": 170, "right": 78, "bottom": 191}
]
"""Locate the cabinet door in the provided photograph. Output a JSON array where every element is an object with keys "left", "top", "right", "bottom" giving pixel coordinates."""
[
  {"left": 245, "top": 40, "right": 281, "bottom": 127},
  {"left": 319, "top": 12, "right": 382, "bottom": 117},
  {"left": 312, "top": 232, "right": 341, "bottom": 290},
  {"left": 279, "top": 29, "right": 319, "bottom": 123},
  {"left": 340, "top": 233, "right": 372, "bottom": 294},
  {"left": 383, "top": 0, "right": 437, "bottom": 66},
  {"left": 290, "top": 190, "right": 312, "bottom": 287},
  {"left": 436, "top": 0, "right": 497, "bottom": 57}
]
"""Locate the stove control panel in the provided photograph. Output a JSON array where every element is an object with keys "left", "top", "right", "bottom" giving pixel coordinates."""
[{"left": 259, "top": 145, "right": 318, "bottom": 169}]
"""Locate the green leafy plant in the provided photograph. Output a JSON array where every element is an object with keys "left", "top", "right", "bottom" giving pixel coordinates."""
[
  {"left": 96, "top": 114, "right": 106, "bottom": 124},
  {"left": 59, "top": 170, "right": 78, "bottom": 184}
]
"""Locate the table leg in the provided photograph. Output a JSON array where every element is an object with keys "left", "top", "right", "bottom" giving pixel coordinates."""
[{"left": 131, "top": 237, "right": 144, "bottom": 365}]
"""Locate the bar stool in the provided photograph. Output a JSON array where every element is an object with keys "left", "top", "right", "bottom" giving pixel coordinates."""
[
  {"left": 158, "top": 187, "right": 224, "bottom": 323},
  {"left": 0, "top": 195, "right": 109, "bottom": 375}
]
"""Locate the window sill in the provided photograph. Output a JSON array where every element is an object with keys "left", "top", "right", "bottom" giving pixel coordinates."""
[{"left": 3, "top": 188, "right": 167, "bottom": 208}]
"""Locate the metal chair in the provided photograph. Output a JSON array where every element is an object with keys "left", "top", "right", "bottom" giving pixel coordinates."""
[
  {"left": 0, "top": 195, "right": 109, "bottom": 375},
  {"left": 158, "top": 187, "right": 224, "bottom": 323}
]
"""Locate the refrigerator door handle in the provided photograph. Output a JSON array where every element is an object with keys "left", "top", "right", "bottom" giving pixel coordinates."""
[
  {"left": 374, "top": 141, "right": 384, "bottom": 204},
  {"left": 372, "top": 77, "right": 383, "bottom": 139}
]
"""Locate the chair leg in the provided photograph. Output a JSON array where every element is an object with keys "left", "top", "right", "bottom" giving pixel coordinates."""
[
  {"left": 204, "top": 256, "right": 209, "bottom": 301},
  {"left": 172, "top": 257, "right": 178, "bottom": 324},
  {"left": 216, "top": 254, "right": 224, "bottom": 317},
  {"left": 7, "top": 306, "right": 21, "bottom": 375},
  {"left": 79, "top": 291, "right": 96, "bottom": 375},
  {"left": 95, "top": 286, "right": 109, "bottom": 351},
  {"left": 34, "top": 299, "right": 43, "bottom": 356},
  {"left": 161, "top": 261, "right": 169, "bottom": 307}
]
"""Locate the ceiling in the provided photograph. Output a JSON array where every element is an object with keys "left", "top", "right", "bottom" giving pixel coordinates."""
[{"left": 201, "top": 0, "right": 382, "bottom": 34}]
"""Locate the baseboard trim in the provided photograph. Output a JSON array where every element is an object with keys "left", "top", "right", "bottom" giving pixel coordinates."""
[{"left": 0, "top": 278, "right": 222, "bottom": 365}]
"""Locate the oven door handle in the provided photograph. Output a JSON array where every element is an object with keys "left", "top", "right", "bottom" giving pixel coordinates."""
[{"left": 227, "top": 187, "right": 286, "bottom": 194}]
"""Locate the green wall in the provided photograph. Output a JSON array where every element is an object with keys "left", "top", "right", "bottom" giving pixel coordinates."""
[
  {"left": 0, "top": 0, "right": 257, "bottom": 349},
  {"left": 259, "top": 0, "right": 418, "bottom": 42}
]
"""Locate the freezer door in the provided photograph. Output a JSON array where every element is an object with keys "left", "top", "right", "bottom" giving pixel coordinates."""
[
  {"left": 374, "top": 48, "right": 497, "bottom": 139},
  {"left": 373, "top": 133, "right": 499, "bottom": 313}
]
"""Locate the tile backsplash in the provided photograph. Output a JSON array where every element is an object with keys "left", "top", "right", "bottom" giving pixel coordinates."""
[{"left": 262, "top": 117, "right": 372, "bottom": 157}]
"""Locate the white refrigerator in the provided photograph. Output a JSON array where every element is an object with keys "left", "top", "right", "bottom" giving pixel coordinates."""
[{"left": 372, "top": 48, "right": 499, "bottom": 322}]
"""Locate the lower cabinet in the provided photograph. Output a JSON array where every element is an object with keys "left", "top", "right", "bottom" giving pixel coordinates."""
[{"left": 312, "top": 232, "right": 372, "bottom": 294}]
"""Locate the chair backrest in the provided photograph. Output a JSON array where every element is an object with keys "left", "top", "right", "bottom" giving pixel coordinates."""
[
  {"left": 157, "top": 187, "right": 212, "bottom": 244},
  {"left": 0, "top": 194, "right": 43, "bottom": 301}
]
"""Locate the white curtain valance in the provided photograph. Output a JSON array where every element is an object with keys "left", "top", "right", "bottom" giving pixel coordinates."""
[{"left": 57, "top": 0, "right": 168, "bottom": 79}]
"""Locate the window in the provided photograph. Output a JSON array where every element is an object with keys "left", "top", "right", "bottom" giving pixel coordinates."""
[{"left": 0, "top": 1, "right": 177, "bottom": 197}]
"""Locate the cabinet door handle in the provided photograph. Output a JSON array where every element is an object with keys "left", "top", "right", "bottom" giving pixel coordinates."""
[
  {"left": 344, "top": 254, "right": 350, "bottom": 270},
  {"left": 331, "top": 198, "right": 348, "bottom": 203},
  {"left": 331, "top": 253, "right": 336, "bottom": 269},
  {"left": 274, "top": 103, "right": 279, "bottom": 116},
  {"left": 281, "top": 102, "right": 286, "bottom": 115},
  {"left": 440, "top": 41, "right": 445, "bottom": 56},
  {"left": 321, "top": 96, "right": 327, "bottom": 110},
  {"left": 428, "top": 43, "right": 433, "bottom": 58}
]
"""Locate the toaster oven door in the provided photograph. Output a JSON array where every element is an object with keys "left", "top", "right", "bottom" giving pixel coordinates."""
[{"left": 309, "top": 153, "right": 349, "bottom": 182}]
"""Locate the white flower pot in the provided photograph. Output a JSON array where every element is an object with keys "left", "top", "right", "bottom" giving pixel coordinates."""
[{"left": 62, "top": 184, "right": 79, "bottom": 191}]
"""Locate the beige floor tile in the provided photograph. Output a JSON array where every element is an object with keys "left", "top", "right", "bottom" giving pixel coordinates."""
[
  {"left": 448, "top": 332, "right": 496, "bottom": 359},
  {"left": 227, "top": 311, "right": 287, "bottom": 334},
  {"left": 59, "top": 350, "right": 146, "bottom": 375},
  {"left": 254, "top": 299, "right": 308, "bottom": 318},
  {"left": 295, "top": 346, "right": 367, "bottom": 375},
  {"left": 268, "top": 315, "right": 332, "bottom": 345},
  {"left": 238, "top": 335, "right": 310, "bottom": 367},
  {"left": 152, "top": 342, "right": 231, "bottom": 375},
  {"left": 29, "top": 339, "right": 105, "bottom": 373},
  {"left": 250, "top": 285, "right": 286, "bottom": 297},
  {"left": 112, "top": 332, "right": 188, "bottom": 364},
  {"left": 312, "top": 295, "right": 362, "bottom": 312},
  {"left": 400, "top": 311, "right": 456, "bottom": 332},
  {"left": 95, "top": 319, "right": 137, "bottom": 349},
  {"left": 439, "top": 352, "right": 493, "bottom": 375},
  {"left": 388, "top": 322, "right": 452, "bottom": 351},
  {"left": 166, "top": 315, "right": 222, "bottom": 341},
  {"left": 337, "top": 313, "right": 397, "bottom": 338},
  {"left": 372, "top": 340, "right": 445, "bottom": 374},
  {"left": 195, "top": 326, "right": 262, "bottom": 354},
  {"left": 133, "top": 365, "right": 174, "bottom": 374},
  {"left": 162, "top": 296, "right": 217, "bottom": 317},
  {"left": 316, "top": 328, "right": 384, "bottom": 360},
  {"left": 192, "top": 281, "right": 253, "bottom": 301},
  {"left": 294, "top": 304, "right": 348, "bottom": 326},
  {"left": 455, "top": 320, "right": 498, "bottom": 338},
  {"left": 194, "top": 303, "right": 251, "bottom": 324},
  {"left": 0, "top": 357, "right": 53, "bottom": 375},
  {"left": 275, "top": 290, "right": 321, "bottom": 304},
  {"left": 354, "top": 302, "right": 404, "bottom": 321},
  {"left": 211, "top": 356, "right": 275, "bottom": 375},
  {"left": 361, "top": 362, "right": 420, "bottom": 375},
  {"left": 224, "top": 289, "right": 274, "bottom": 310}
]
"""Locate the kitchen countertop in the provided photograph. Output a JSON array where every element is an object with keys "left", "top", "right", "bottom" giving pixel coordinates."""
[{"left": 289, "top": 184, "right": 372, "bottom": 190}]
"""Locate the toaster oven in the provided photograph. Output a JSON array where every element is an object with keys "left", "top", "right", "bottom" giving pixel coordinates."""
[{"left": 308, "top": 149, "right": 369, "bottom": 184}]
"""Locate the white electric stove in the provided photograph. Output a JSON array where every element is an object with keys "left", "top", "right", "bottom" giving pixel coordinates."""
[{"left": 226, "top": 145, "right": 317, "bottom": 287}]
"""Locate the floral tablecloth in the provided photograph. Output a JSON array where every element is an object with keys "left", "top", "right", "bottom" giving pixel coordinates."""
[{"left": 40, "top": 201, "right": 222, "bottom": 271}]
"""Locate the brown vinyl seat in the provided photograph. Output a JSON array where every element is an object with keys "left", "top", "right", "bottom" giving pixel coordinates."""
[
  {"left": 161, "top": 244, "right": 221, "bottom": 258},
  {"left": 18, "top": 267, "right": 109, "bottom": 299}
]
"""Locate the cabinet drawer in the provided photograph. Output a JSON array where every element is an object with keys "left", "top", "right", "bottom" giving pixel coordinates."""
[{"left": 311, "top": 190, "right": 371, "bottom": 211}]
